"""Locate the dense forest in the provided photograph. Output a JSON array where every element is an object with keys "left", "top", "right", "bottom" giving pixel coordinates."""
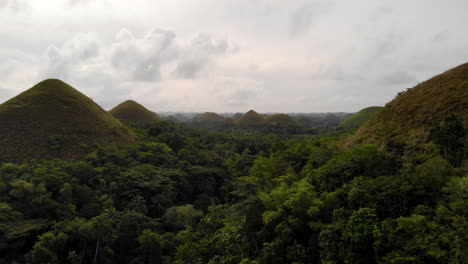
[{"left": 0, "top": 64, "right": 467, "bottom": 264}]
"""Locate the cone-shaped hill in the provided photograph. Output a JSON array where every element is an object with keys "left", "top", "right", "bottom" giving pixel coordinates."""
[
  {"left": 264, "top": 114, "right": 301, "bottom": 127},
  {"left": 337, "top": 106, "right": 383, "bottom": 131},
  {"left": 110, "top": 100, "right": 161, "bottom": 123},
  {"left": 236, "top": 110, "right": 264, "bottom": 127},
  {"left": 193, "top": 112, "right": 226, "bottom": 123},
  {"left": 348, "top": 63, "right": 468, "bottom": 149},
  {"left": 0, "top": 79, "right": 133, "bottom": 162}
]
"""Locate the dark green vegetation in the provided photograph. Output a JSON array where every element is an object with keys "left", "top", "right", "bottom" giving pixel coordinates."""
[
  {"left": 0, "top": 79, "right": 133, "bottom": 162},
  {"left": 0, "top": 63, "right": 467, "bottom": 264},
  {"left": 110, "top": 100, "right": 161, "bottom": 124},
  {"left": 337, "top": 106, "right": 383, "bottom": 132}
]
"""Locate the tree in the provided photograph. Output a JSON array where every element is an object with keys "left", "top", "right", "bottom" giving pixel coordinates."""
[
  {"left": 138, "top": 229, "right": 163, "bottom": 264},
  {"left": 163, "top": 204, "right": 203, "bottom": 231},
  {"left": 80, "top": 212, "right": 118, "bottom": 264},
  {"left": 342, "top": 208, "right": 378, "bottom": 264},
  {"left": 430, "top": 115, "right": 465, "bottom": 166}
]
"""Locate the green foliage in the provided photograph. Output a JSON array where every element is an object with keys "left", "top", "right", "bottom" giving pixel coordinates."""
[
  {"left": 138, "top": 229, "right": 163, "bottom": 264},
  {"left": 412, "top": 156, "right": 455, "bottom": 203},
  {"left": 430, "top": 114, "right": 465, "bottom": 166},
  {"left": 163, "top": 204, "right": 203, "bottom": 230},
  {"left": 0, "top": 93, "right": 466, "bottom": 264},
  {"left": 311, "top": 145, "right": 397, "bottom": 191}
]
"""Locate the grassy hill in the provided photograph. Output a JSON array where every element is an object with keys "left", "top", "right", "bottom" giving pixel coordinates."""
[
  {"left": 192, "top": 112, "right": 227, "bottom": 123},
  {"left": 110, "top": 100, "right": 161, "bottom": 123},
  {"left": 337, "top": 106, "right": 383, "bottom": 131},
  {"left": 347, "top": 63, "right": 468, "bottom": 153},
  {"left": 264, "top": 114, "right": 301, "bottom": 127},
  {"left": 236, "top": 110, "right": 264, "bottom": 127},
  {"left": 0, "top": 79, "right": 134, "bottom": 162},
  {"left": 189, "top": 112, "right": 234, "bottom": 130}
]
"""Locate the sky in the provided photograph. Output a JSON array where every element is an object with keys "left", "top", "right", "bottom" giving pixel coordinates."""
[{"left": 0, "top": 0, "right": 467, "bottom": 113}]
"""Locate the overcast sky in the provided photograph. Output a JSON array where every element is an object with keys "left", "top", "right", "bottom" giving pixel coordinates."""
[{"left": 1, "top": 0, "right": 467, "bottom": 112}]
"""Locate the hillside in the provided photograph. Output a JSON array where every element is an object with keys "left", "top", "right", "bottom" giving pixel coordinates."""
[
  {"left": 236, "top": 110, "right": 264, "bottom": 127},
  {"left": 348, "top": 63, "right": 468, "bottom": 151},
  {"left": 192, "top": 112, "right": 227, "bottom": 123},
  {"left": 110, "top": 100, "right": 161, "bottom": 123},
  {"left": 0, "top": 79, "right": 133, "bottom": 162},
  {"left": 189, "top": 112, "right": 234, "bottom": 130},
  {"left": 264, "top": 114, "right": 301, "bottom": 127},
  {"left": 337, "top": 106, "right": 383, "bottom": 131}
]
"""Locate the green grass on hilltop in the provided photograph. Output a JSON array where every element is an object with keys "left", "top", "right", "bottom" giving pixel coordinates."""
[
  {"left": 337, "top": 106, "right": 383, "bottom": 132},
  {"left": 348, "top": 63, "right": 468, "bottom": 151},
  {"left": 264, "top": 114, "right": 301, "bottom": 127},
  {"left": 236, "top": 110, "right": 264, "bottom": 127},
  {"left": 0, "top": 79, "right": 134, "bottom": 162},
  {"left": 110, "top": 100, "right": 161, "bottom": 123}
]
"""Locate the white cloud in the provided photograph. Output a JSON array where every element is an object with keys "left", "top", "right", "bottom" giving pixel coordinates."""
[
  {"left": 173, "top": 33, "right": 237, "bottom": 79},
  {"left": 1, "top": 0, "right": 468, "bottom": 112},
  {"left": 289, "top": 1, "right": 330, "bottom": 36},
  {"left": 0, "top": 0, "right": 30, "bottom": 12},
  {"left": 110, "top": 28, "right": 178, "bottom": 82}
]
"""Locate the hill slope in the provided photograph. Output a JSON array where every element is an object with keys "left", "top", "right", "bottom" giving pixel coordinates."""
[
  {"left": 0, "top": 79, "right": 133, "bottom": 162},
  {"left": 110, "top": 100, "right": 161, "bottom": 123},
  {"left": 236, "top": 110, "right": 264, "bottom": 127},
  {"left": 264, "top": 114, "right": 301, "bottom": 127},
  {"left": 337, "top": 106, "right": 383, "bottom": 131},
  {"left": 348, "top": 63, "right": 468, "bottom": 151}
]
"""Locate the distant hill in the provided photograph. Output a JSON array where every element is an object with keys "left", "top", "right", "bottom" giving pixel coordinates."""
[
  {"left": 189, "top": 112, "right": 234, "bottom": 129},
  {"left": 347, "top": 63, "right": 468, "bottom": 152},
  {"left": 337, "top": 106, "right": 383, "bottom": 131},
  {"left": 110, "top": 100, "right": 160, "bottom": 123},
  {"left": 164, "top": 115, "right": 181, "bottom": 122},
  {"left": 192, "top": 112, "right": 227, "bottom": 123},
  {"left": 0, "top": 79, "right": 133, "bottom": 162},
  {"left": 264, "top": 114, "right": 301, "bottom": 127},
  {"left": 236, "top": 110, "right": 264, "bottom": 127}
]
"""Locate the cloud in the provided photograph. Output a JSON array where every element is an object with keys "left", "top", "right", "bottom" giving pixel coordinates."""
[
  {"left": 0, "top": 86, "right": 15, "bottom": 103},
  {"left": 310, "top": 64, "right": 363, "bottom": 81},
  {"left": 2, "top": 1, "right": 468, "bottom": 112},
  {"left": 40, "top": 29, "right": 179, "bottom": 84},
  {"left": 43, "top": 46, "right": 69, "bottom": 79},
  {"left": 110, "top": 28, "right": 178, "bottom": 82},
  {"left": 41, "top": 33, "right": 103, "bottom": 80},
  {"left": 379, "top": 71, "right": 417, "bottom": 85},
  {"left": 149, "top": 75, "right": 264, "bottom": 111},
  {"left": 0, "top": 0, "right": 30, "bottom": 12},
  {"left": 173, "top": 34, "right": 237, "bottom": 79},
  {"left": 433, "top": 30, "right": 449, "bottom": 42},
  {"left": 289, "top": 1, "right": 329, "bottom": 36},
  {"left": 68, "top": 0, "right": 95, "bottom": 7},
  {"left": 212, "top": 76, "right": 264, "bottom": 107}
]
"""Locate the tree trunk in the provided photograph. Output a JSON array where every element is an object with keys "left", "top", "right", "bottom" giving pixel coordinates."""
[{"left": 94, "top": 239, "right": 100, "bottom": 264}]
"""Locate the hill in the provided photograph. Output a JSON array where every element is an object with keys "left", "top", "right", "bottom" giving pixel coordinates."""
[
  {"left": 0, "top": 79, "right": 133, "bottom": 162},
  {"left": 189, "top": 112, "right": 234, "bottom": 130},
  {"left": 347, "top": 63, "right": 468, "bottom": 152},
  {"left": 192, "top": 112, "right": 227, "bottom": 123},
  {"left": 236, "top": 110, "right": 264, "bottom": 127},
  {"left": 110, "top": 100, "right": 161, "bottom": 123},
  {"left": 337, "top": 106, "right": 383, "bottom": 131},
  {"left": 264, "top": 114, "right": 301, "bottom": 127}
]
